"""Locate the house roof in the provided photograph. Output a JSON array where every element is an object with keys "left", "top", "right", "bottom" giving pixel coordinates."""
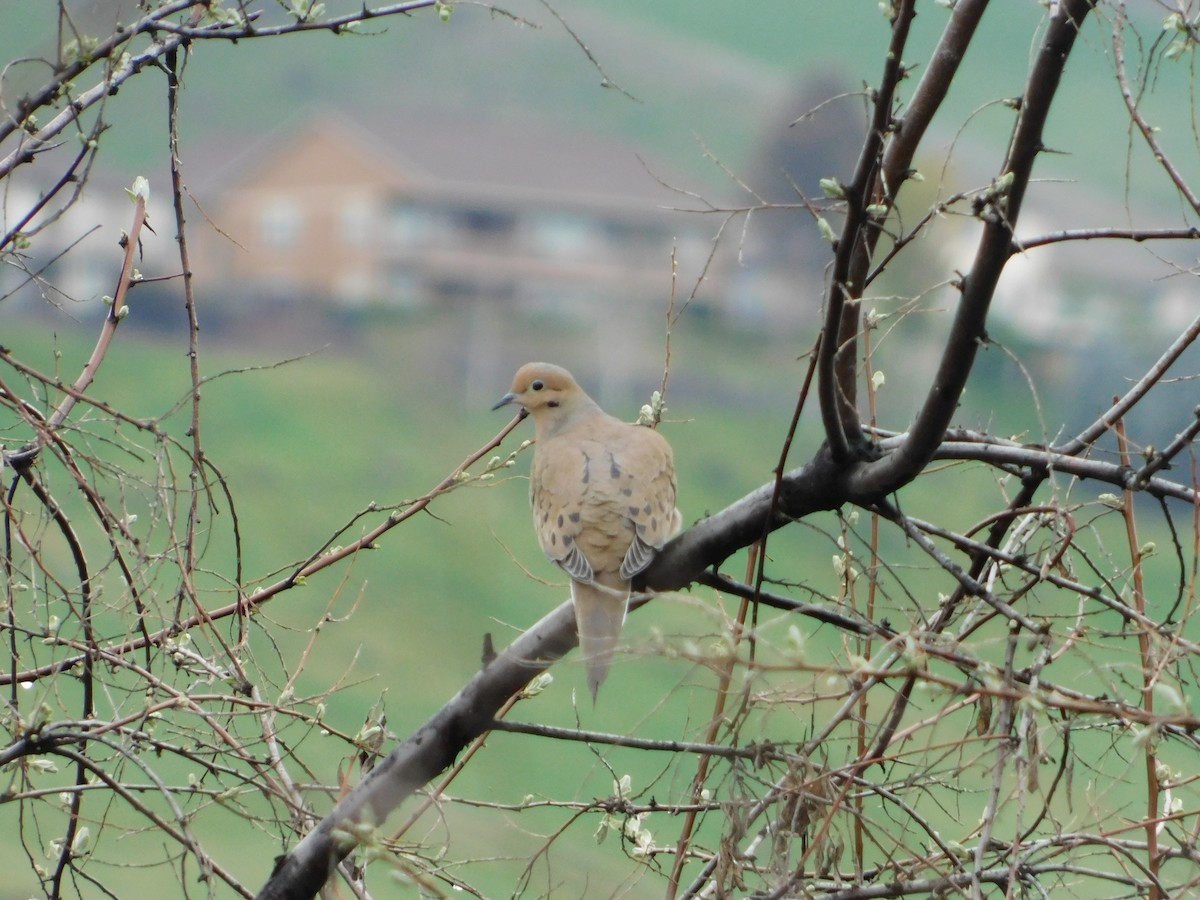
[
  {"left": 194, "top": 107, "right": 697, "bottom": 220},
  {"left": 369, "top": 111, "right": 682, "bottom": 209}
]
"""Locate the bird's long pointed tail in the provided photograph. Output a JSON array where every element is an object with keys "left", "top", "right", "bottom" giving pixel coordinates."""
[{"left": 570, "top": 580, "right": 629, "bottom": 703}]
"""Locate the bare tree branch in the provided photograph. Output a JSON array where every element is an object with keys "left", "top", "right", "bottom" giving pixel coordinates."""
[
  {"left": 852, "top": 0, "right": 1099, "bottom": 496},
  {"left": 253, "top": 601, "right": 579, "bottom": 900}
]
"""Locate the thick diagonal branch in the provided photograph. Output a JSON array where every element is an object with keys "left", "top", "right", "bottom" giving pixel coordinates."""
[{"left": 253, "top": 603, "right": 578, "bottom": 900}]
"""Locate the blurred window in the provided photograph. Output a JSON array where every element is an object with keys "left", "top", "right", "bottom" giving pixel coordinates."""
[
  {"left": 530, "top": 212, "right": 593, "bottom": 258},
  {"left": 339, "top": 198, "right": 375, "bottom": 246},
  {"left": 261, "top": 197, "right": 302, "bottom": 249}
]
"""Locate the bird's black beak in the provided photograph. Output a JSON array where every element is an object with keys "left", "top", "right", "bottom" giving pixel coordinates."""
[{"left": 491, "top": 392, "right": 516, "bottom": 411}]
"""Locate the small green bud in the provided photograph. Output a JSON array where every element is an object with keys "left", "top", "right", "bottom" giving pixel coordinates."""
[
  {"left": 125, "top": 176, "right": 150, "bottom": 204},
  {"left": 819, "top": 177, "right": 846, "bottom": 199}
]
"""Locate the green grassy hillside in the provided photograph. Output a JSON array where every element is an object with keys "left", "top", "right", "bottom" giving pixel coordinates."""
[{"left": 3, "top": 306, "right": 1192, "bottom": 898}]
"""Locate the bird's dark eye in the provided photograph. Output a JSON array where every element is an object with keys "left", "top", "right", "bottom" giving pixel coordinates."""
[{"left": 531, "top": 380, "right": 545, "bottom": 392}]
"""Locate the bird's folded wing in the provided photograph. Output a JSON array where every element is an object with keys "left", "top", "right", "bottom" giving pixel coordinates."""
[{"left": 613, "top": 426, "right": 679, "bottom": 580}]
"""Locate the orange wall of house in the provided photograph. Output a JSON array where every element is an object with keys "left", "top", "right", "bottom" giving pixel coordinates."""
[{"left": 193, "top": 126, "right": 408, "bottom": 301}]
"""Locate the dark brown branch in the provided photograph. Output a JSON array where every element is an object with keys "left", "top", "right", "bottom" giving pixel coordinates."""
[
  {"left": 872, "top": 503, "right": 1042, "bottom": 633},
  {"left": 0, "top": 134, "right": 97, "bottom": 254},
  {"left": 0, "top": 2, "right": 443, "bottom": 183},
  {"left": 1133, "top": 406, "right": 1200, "bottom": 487},
  {"left": 1113, "top": 9, "right": 1200, "bottom": 215},
  {"left": 903, "top": 514, "right": 1200, "bottom": 651},
  {"left": 251, "top": 448, "right": 859, "bottom": 899},
  {"left": 253, "top": 601, "right": 579, "bottom": 900},
  {"left": 1012, "top": 226, "right": 1200, "bottom": 252},
  {"left": 645, "top": 421, "right": 1198, "bottom": 601},
  {"left": 642, "top": 447, "right": 848, "bottom": 592},
  {"left": 13, "top": 467, "right": 95, "bottom": 899},
  {"left": 851, "top": 0, "right": 1098, "bottom": 498},
  {"left": 0, "top": 0, "right": 198, "bottom": 152},
  {"left": 926, "top": 438, "right": 1197, "bottom": 504},
  {"left": 818, "top": 0, "right": 989, "bottom": 464},
  {"left": 489, "top": 718, "right": 780, "bottom": 761},
  {"left": 1056, "top": 313, "right": 1200, "bottom": 456},
  {"left": 0, "top": 6, "right": 201, "bottom": 180},
  {"left": 694, "top": 570, "right": 882, "bottom": 637},
  {"left": 817, "top": 0, "right": 917, "bottom": 461},
  {"left": 879, "top": 0, "right": 990, "bottom": 194},
  {"left": 149, "top": 1, "right": 437, "bottom": 40}
]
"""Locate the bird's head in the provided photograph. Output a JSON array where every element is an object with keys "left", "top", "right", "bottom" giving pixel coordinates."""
[{"left": 492, "top": 362, "right": 598, "bottom": 437}]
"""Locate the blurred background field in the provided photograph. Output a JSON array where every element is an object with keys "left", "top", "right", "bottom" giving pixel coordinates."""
[
  {"left": 4, "top": 303, "right": 1190, "bottom": 896},
  {"left": 3, "top": 1, "right": 1199, "bottom": 897}
]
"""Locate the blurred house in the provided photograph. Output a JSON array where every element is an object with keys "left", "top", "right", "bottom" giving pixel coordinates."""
[{"left": 188, "top": 111, "right": 715, "bottom": 318}]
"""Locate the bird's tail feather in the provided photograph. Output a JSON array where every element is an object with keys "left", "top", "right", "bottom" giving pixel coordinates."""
[{"left": 571, "top": 580, "right": 628, "bottom": 703}]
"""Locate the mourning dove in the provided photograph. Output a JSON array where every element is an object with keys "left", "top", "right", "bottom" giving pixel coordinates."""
[{"left": 493, "top": 362, "right": 681, "bottom": 701}]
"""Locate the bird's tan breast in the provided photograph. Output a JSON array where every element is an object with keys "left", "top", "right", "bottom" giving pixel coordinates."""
[{"left": 530, "top": 414, "right": 677, "bottom": 580}]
